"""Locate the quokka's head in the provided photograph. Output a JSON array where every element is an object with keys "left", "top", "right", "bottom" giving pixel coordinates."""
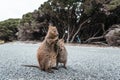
[{"left": 48, "top": 25, "right": 59, "bottom": 38}]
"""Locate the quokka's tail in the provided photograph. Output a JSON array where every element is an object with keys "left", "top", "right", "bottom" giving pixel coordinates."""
[{"left": 21, "top": 65, "right": 40, "bottom": 69}]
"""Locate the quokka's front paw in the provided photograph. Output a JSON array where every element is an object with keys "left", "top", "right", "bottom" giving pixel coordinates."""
[{"left": 54, "top": 37, "right": 58, "bottom": 42}]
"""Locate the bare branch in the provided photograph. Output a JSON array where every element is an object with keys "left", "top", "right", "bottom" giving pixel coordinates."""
[
  {"left": 84, "top": 36, "right": 104, "bottom": 43},
  {"left": 70, "top": 17, "right": 91, "bottom": 42}
]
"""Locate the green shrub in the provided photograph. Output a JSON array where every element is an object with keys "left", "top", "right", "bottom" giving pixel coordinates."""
[{"left": 0, "top": 18, "right": 20, "bottom": 41}]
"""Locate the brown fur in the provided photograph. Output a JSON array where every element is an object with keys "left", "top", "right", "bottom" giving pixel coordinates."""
[
  {"left": 37, "top": 25, "right": 59, "bottom": 73},
  {"left": 56, "top": 39, "right": 68, "bottom": 69}
]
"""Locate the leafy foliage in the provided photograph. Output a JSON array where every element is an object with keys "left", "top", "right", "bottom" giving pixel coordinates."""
[
  {"left": 17, "top": 0, "right": 120, "bottom": 45},
  {"left": 0, "top": 18, "right": 20, "bottom": 41},
  {"left": 18, "top": 0, "right": 83, "bottom": 42}
]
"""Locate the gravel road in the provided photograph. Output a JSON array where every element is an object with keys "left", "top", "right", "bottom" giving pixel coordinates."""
[{"left": 0, "top": 42, "right": 120, "bottom": 80}]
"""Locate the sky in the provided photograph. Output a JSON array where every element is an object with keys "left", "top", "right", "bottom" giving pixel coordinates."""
[{"left": 0, "top": 0, "right": 48, "bottom": 21}]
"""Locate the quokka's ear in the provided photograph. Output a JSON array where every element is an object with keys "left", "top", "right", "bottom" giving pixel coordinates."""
[
  {"left": 48, "top": 25, "right": 56, "bottom": 30},
  {"left": 48, "top": 23, "right": 55, "bottom": 28},
  {"left": 49, "top": 23, "right": 53, "bottom": 26}
]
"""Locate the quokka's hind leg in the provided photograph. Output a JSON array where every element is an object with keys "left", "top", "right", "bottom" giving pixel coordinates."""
[
  {"left": 40, "top": 63, "right": 45, "bottom": 71},
  {"left": 37, "top": 56, "right": 44, "bottom": 71},
  {"left": 46, "top": 68, "right": 54, "bottom": 73},
  {"left": 53, "top": 61, "right": 59, "bottom": 70},
  {"left": 44, "top": 59, "right": 54, "bottom": 73},
  {"left": 56, "top": 60, "right": 59, "bottom": 67},
  {"left": 51, "top": 59, "right": 58, "bottom": 70},
  {"left": 63, "top": 61, "right": 67, "bottom": 69}
]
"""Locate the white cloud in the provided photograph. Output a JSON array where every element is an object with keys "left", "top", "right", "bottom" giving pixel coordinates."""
[{"left": 0, "top": 0, "right": 48, "bottom": 21}]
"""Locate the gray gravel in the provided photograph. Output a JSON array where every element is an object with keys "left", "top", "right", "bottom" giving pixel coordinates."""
[{"left": 0, "top": 42, "right": 120, "bottom": 80}]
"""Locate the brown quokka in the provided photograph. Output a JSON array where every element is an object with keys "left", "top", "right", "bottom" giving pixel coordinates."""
[
  {"left": 37, "top": 25, "right": 59, "bottom": 73},
  {"left": 56, "top": 39, "right": 68, "bottom": 69}
]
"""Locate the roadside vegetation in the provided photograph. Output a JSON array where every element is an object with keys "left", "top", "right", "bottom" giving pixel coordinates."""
[{"left": 0, "top": 0, "right": 120, "bottom": 46}]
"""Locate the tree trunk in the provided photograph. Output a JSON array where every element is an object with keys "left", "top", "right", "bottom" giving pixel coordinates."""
[
  {"left": 70, "top": 18, "right": 91, "bottom": 43},
  {"left": 66, "top": 26, "right": 70, "bottom": 43}
]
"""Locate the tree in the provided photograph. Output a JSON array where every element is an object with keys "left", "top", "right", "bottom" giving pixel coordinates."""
[
  {"left": 80, "top": 0, "right": 120, "bottom": 44},
  {"left": 17, "top": 0, "right": 120, "bottom": 45},
  {"left": 0, "top": 18, "right": 20, "bottom": 41},
  {"left": 37, "top": 0, "right": 84, "bottom": 42}
]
